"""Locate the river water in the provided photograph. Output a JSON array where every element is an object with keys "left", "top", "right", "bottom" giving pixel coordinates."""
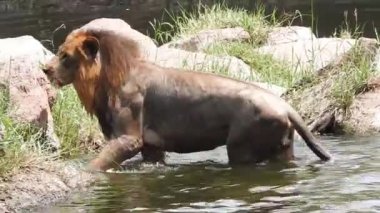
[
  {"left": 32, "top": 135, "right": 380, "bottom": 212},
  {"left": 1, "top": 0, "right": 380, "bottom": 51}
]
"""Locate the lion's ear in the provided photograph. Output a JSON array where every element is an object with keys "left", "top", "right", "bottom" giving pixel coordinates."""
[{"left": 82, "top": 36, "right": 99, "bottom": 60}]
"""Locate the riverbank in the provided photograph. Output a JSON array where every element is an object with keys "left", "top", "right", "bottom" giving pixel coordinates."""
[
  {"left": 153, "top": 3, "right": 380, "bottom": 135},
  {"left": 1, "top": 3, "right": 380, "bottom": 212}
]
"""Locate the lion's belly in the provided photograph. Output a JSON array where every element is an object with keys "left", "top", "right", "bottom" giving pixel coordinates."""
[
  {"left": 143, "top": 108, "right": 231, "bottom": 153},
  {"left": 142, "top": 85, "right": 239, "bottom": 153}
]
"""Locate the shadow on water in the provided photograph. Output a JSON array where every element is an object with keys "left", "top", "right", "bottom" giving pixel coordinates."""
[{"left": 32, "top": 135, "right": 380, "bottom": 212}]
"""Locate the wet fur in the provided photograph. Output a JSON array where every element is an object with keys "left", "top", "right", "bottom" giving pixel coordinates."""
[{"left": 43, "top": 28, "right": 332, "bottom": 171}]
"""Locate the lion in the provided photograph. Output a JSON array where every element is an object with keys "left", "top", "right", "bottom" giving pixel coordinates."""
[{"left": 42, "top": 28, "right": 332, "bottom": 171}]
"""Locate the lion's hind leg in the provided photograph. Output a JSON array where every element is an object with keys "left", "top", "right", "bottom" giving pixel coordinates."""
[
  {"left": 226, "top": 122, "right": 258, "bottom": 165},
  {"left": 226, "top": 114, "right": 293, "bottom": 166}
]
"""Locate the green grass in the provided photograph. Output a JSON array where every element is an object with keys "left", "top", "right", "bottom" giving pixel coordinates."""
[
  {"left": 150, "top": 3, "right": 307, "bottom": 88},
  {"left": 205, "top": 41, "right": 304, "bottom": 88},
  {"left": 150, "top": 3, "right": 285, "bottom": 46},
  {"left": 52, "top": 86, "right": 102, "bottom": 158},
  {"left": 0, "top": 85, "right": 102, "bottom": 177},
  {"left": 0, "top": 87, "right": 55, "bottom": 177},
  {"left": 330, "top": 43, "right": 376, "bottom": 110}
]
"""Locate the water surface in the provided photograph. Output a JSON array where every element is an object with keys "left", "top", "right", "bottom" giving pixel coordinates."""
[
  {"left": 35, "top": 136, "right": 380, "bottom": 212},
  {"left": 1, "top": 0, "right": 380, "bottom": 51}
]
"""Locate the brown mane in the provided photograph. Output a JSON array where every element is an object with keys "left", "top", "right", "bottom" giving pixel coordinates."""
[{"left": 67, "top": 29, "right": 142, "bottom": 114}]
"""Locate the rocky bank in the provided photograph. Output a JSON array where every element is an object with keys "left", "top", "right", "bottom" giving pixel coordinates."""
[{"left": 1, "top": 17, "right": 380, "bottom": 211}]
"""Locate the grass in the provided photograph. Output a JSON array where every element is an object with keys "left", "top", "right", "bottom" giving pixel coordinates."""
[
  {"left": 0, "top": 84, "right": 101, "bottom": 177},
  {"left": 52, "top": 86, "right": 102, "bottom": 158},
  {"left": 0, "top": 87, "right": 55, "bottom": 177},
  {"left": 151, "top": 3, "right": 306, "bottom": 88},
  {"left": 150, "top": 3, "right": 285, "bottom": 47},
  {"left": 205, "top": 41, "right": 303, "bottom": 88},
  {"left": 330, "top": 42, "right": 376, "bottom": 110}
]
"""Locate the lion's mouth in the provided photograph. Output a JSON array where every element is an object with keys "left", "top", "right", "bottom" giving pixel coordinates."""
[{"left": 48, "top": 77, "right": 63, "bottom": 88}]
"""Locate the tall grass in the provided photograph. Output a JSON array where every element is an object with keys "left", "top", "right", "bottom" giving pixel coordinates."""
[
  {"left": 0, "top": 88, "right": 55, "bottom": 177},
  {"left": 150, "top": 2, "right": 304, "bottom": 88},
  {"left": 205, "top": 41, "right": 300, "bottom": 87},
  {"left": 0, "top": 84, "right": 102, "bottom": 177},
  {"left": 330, "top": 42, "right": 376, "bottom": 110},
  {"left": 52, "top": 86, "right": 102, "bottom": 158},
  {"left": 150, "top": 3, "right": 285, "bottom": 46}
]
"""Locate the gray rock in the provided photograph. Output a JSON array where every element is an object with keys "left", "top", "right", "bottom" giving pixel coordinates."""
[
  {"left": 161, "top": 27, "right": 250, "bottom": 52},
  {"left": 256, "top": 38, "right": 356, "bottom": 73},
  {"left": 252, "top": 82, "right": 286, "bottom": 97},
  {"left": 266, "top": 26, "right": 316, "bottom": 45},
  {"left": 78, "top": 18, "right": 258, "bottom": 81},
  {"left": 76, "top": 18, "right": 158, "bottom": 58},
  {"left": 148, "top": 46, "right": 259, "bottom": 81},
  {"left": 0, "top": 35, "right": 59, "bottom": 148}
]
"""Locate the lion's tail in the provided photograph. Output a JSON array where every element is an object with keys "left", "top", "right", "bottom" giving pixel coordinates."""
[{"left": 287, "top": 106, "right": 332, "bottom": 161}]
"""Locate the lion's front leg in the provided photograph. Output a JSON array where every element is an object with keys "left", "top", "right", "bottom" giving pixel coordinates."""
[
  {"left": 141, "top": 144, "right": 165, "bottom": 164},
  {"left": 89, "top": 135, "right": 143, "bottom": 171}
]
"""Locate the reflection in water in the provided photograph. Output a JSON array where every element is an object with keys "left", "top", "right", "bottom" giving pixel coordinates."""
[{"left": 34, "top": 136, "right": 380, "bottom": 212}]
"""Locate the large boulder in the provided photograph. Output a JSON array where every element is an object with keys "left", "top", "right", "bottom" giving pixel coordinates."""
[
  {"left": 348, "top": 75, "right": 380, "bottom": 134},
  {"left": 0, "top": 35, "right": 59, "bottom": 148},
  {"left": 284, "top": 37, "right": 379, "bottom": 135},
  {"left": 252, "top": 82, "right": 286, "bottom": 97},
  {"left": 265, "top": 26, "right": 316, "bottom": 45},
  {"left": 148, "top": 46, "right": 258, "bottom": 81},
  {"left": 256, "top": 37, "right": 356, "bottom": 73},
  {"left": 77, "top": 18, "right": 258, "bottom": 81},
  {"left": 76, "top": 18, "right": 158, "bottom": 58},
  {"left": 160, "top": 27, "right": 250, "bottom": 52}
]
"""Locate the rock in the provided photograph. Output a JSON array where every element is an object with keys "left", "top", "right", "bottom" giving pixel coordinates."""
[
  {"left": 256, "top": 38, "right": 356, "bottom": 73},
  {"left": 77, "top": 18, "right": 258, "bottom": 81},
  {"left": 148, "top": 47, "right": 259, "bottom": 81},
  {"left": 1, "top": 161, "right": 99, "bottom": 212},
  {"left": 266, "top": 26, "right": 316, "bottom": 45},
  {"left": 348, "top": 77, "right": 380, "bottom": 134},
  {"left": 374, "top": 50, "right": 380, "bottom": 73},
  {"left": 284, "top": 37, "right": 379, "bottom": 135},
  {"left": 161, "top": 27, "right": 250, "bottom": 52},
  {"left": 0, "top": 35, "right": 59, "bottom": 148},
  {"left": 76, "top": 18, "right": 157, "bottom": 58},
  {"left": 252, "top": 82, "right": 286, "bottom": 97}
]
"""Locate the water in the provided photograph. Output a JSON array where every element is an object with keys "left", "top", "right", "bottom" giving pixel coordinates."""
[
  {"left": 1, "top": 0, "right": 380, "bottom": 51},
  {"left": 34, "top": 135, "right": 380, "bottom": 212}
]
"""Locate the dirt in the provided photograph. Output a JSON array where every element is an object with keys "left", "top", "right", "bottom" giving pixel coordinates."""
[{"left": 0, "top": 160, "right": 104, "bottom": 212}]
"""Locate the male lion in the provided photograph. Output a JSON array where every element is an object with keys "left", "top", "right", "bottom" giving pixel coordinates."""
[{"left": 43, "top": 28, "right": 332, "bottom": 171}]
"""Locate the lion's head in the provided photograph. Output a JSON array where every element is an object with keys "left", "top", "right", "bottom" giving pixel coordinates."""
[
  {"left": 43, "top": 31, "right": 100, "bottom": 87},
  {"left": 43, "top": 29, "right": 141, "bottom": 113}
]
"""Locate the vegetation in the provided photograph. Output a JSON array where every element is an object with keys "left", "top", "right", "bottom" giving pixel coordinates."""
[
  {"left": 52, "top": 86, "right": 102, "bottom": 158},
  {"left": 330, "top": 42, "right": 376, "bottom": 110},
  {"left": 151, "top": 3, "right": 303, "bottom": 87},
  {"left": 205, "top": 41, "right": 301, "bottom": 88},
  {"left": 0, "top": 87, "right": 53, "bottom": 177},
  {"left": 151, "top": 3, "right": 284, "bottom": 46},
  {"left": 1, "top": 1, "right": 378, "bottom": 177},
  {"left": 0, "top": 85, "right": 101, "bottom": 177},
  {"left": 150, "top": 2, "right": 379, "bottom": 135}
]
